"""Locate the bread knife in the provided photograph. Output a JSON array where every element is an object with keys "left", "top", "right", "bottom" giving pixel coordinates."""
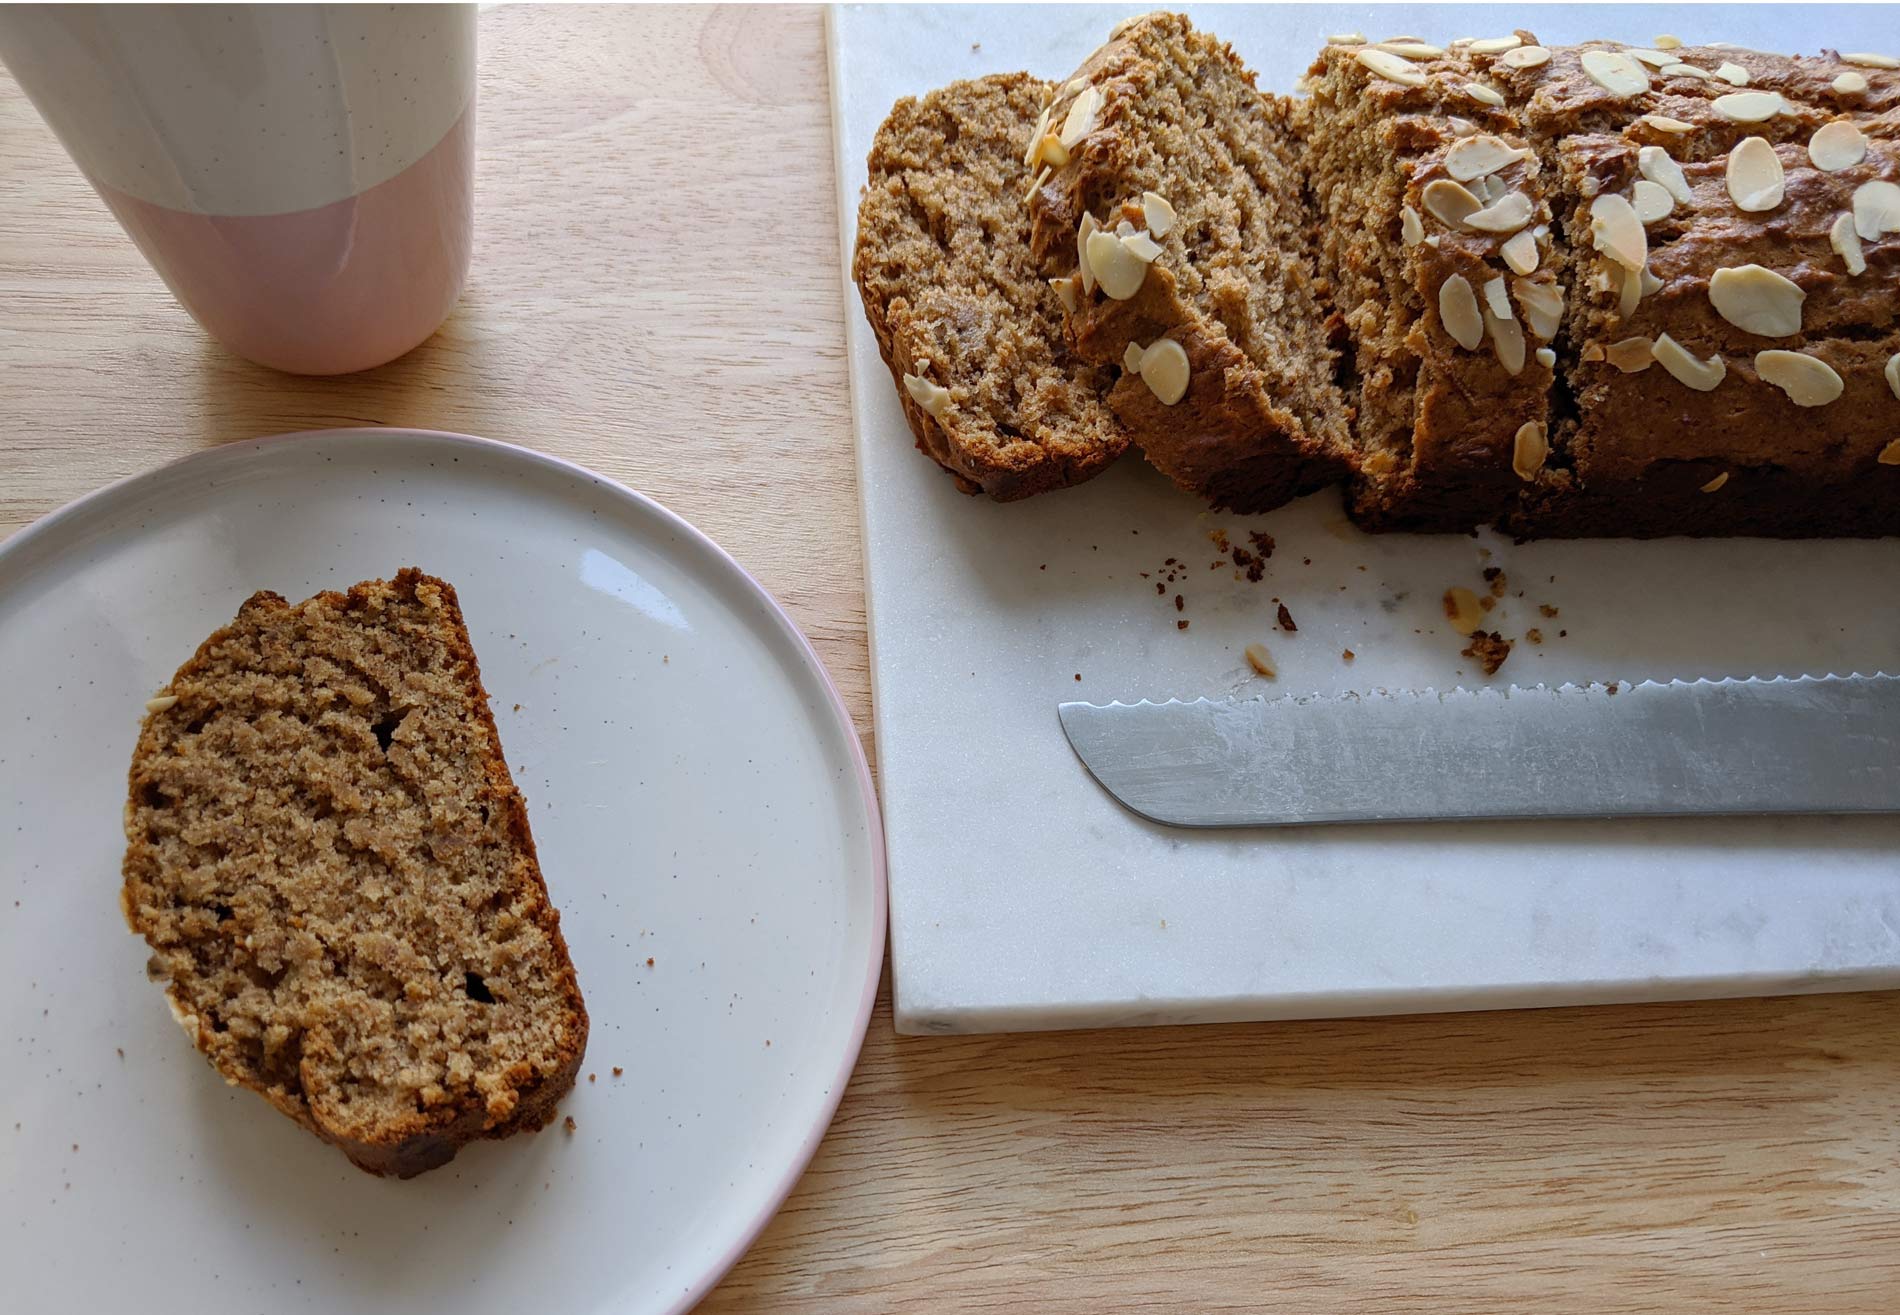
[{"left": 1057, "top": 673, "right": 1900, "bottom": 827}]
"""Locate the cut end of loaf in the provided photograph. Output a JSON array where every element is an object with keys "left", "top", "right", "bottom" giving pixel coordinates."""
[{"left": 123, "top": 569, "right": 587, "bottom": 1177}]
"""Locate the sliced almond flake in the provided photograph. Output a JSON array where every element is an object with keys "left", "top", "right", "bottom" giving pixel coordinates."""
[
  {"left": 1581, "top": 49, "right": 1650, "bottom": 98},
  {"left": 1535, "top": 346, "right": 1557, "bottom": 369},
  {"left": 1582, "top": 343, "right": 1607, "bottom": 362},
  {"left": 1480, "top": 276, "right": 1512, "bottom": 321},
  {"left": 1245, "top": 643, "right": 1276, "bottom": 678},
  {"left": 1637, "top": 146, "right": 1693, "bottom": 206},
  {"left": 1501, "top": 230, "right": 1540, "bottom": 275},
  {"left": 1439, "top": 275, "right": 1485, "bottom": 350},
  {"left": 1725, "top": 136, "right": 1785, "bottom": 213},
  {"left": 1448, "top": 116, "right": 1479, "bottom": 137},
  {"left": 1425, "top": 235, "right": 1442, "bottom": 248},
  {"left": 1809, "top": 120, "right": 1869, "bottom": 172},
  {"left": 1617, "top": 264, "right": 1643, "bottom": 320},
  {"left": 1480, "top": 174, "right": 1509, "bottom": 203},
  {"left": 1443, "top": 587, "right": 1485, "bottom": 635},
  {"left": 1115, "top": 218, "right": 1137, "bottom": 238},
  {"left": 1579, "top": 175, "right": 1601, "bottom": 199},
  {"left": 1446, "top": 134, "right": 1529, "bottom": 181},
  {"left": 1499, "top": 45, "right": 1552, "bottom": 70},
  {"left": 1466, "top": 191, "right": 1534, "bottom": 233},
  {"left": 1487, "top": 306, "right": 1527, "bottom": 374},
  {"left": 1660, "top": 62, "right": 1713, "bottom": 80},
  {"left": 1712, "top": 90, "right": 1787, "bottom": 123},
  {"left": 1357, "top": 47, "right": 1428, "bottom": 86},
  {"left": 1086, "top": 229, "right": 1155, "bottom": 299},
  {"left": 1877, "top": 439, "right": 1900, "bottom": 467},
  {"left": 1887, "top": 352, "right": 1900, "bottom": 400},
  {"left": 1422, "top": 177, "right": 1482, "bottom": 228},
  {"left": 1023, "top": 164, "right": 1053, "bottom": 204},
  {"left": 1464, "top": 82, "right": 1506, "bottom": 106},
  {"left": 1654, "top": 35, "right": 1683, "bottom": 50},
  {"left": 1123, "top": 341, "right": 1146, "bottom": 373},
  {"left": 1605, "top": 336, "right": 1655, "bottom": 372},
  {"left": 1401, "top": 204, "right": 1425, "bottom": 246},
  {"left": 1328, "top": 32, "right": 1367, "bottom": 45},
  {"left": 1590, "top": 192, "right": 1647, "bottom": 269},
  {"left": 1037, "top": 134, "right": 1071, "bottom": 169},
  {"left": 144, "top": 694, "right": 179, "bottom": 713},
  {"left": 1514, "top": 278, "right": 1564, "bottom": 340},
  {"left": 1121, "top": 230, "right": 1163, "bottom": 262},
  {"left": 902, "top": 372, "right": 952, "bottom": 419},
  {"left": 1642, "top": 114, "right": 1696, "bottom": 133},
  {"left": 1642, "top": 266, "right": 1665, "bottom": 297},
  {"left": 1631, "top": 180, "right": 1674, "bottom": 223},
  {"left": 1841, "top": 53, "right": 1900, "bottom": 69},
  {"left": 1023, "top": 105, "right": 1052, "bottom": 167},
  {"left": 1830, "top": 213, "right": 1868, "bottom": 275},
  {"left": 1076, "top": 212, "right": 1101, "bottom": 294},
  {"left": 1470, "top": 35, "right": 1522, "bottom": 54},
  {"left": 1628, "top": 48, "right": 1676, "bottom": 69},
  {"left": 1755, "top": 350, "right": 1844, "bottom": 406},
  {"left": 1059, "top": 85, "right": 1104, "bottom": 148},
  {"left": 1511, "top": 422, "right": 1548, "bottom": 481},
  {"left": 1049, "top": 277, "right": 1080, "bottom": 314},
  {"left": 1653, "top": 334, "right": 1727, "bottom": 391},
  {"left": 1852, "top": 179, "right": 1900, "bottom": 242},
  {"left": 1833, "top": 71, "right": 1870, "bottom": 94},
  {"left": 1137, "top": 339, "right": 1191, "bottom": 405},
  {"left": 1140, "top": 191, "right": 1177, "bottom": 237},
  {"left": 1709, "top": 263, "right": 1805, "bottom": 337},
  {"left": 1713, "top": 61, "right": 1751, "bottom": 85},
  {"left": 1700, "top": 472, "right": 1730, "bottom": 493},
  {"left": 1377, "top": 41, "right": 1446, "bottom": 60}
]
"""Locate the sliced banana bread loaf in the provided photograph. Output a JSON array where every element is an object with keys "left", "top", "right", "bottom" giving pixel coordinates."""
[
  {"left": 123, "top": 570, "right": 588, "bottom": 1178},
  {"left": 854, "top": 73, "right": 1128, "bottom": 499},
  {"left": 1027, "top": 12, "right": 1354, "bottom": 513},
  {"left": 1483, "top": 38, "right": 1900, "bottom": 537}
]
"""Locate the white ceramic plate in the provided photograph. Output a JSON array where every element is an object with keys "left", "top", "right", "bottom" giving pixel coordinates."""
[{"left": 0, "top": 430, "right": 885, "bottom": 1313}]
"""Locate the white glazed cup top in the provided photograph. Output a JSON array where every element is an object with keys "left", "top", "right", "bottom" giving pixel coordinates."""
[{"left": 0, "top": 3, "right": 478, "bottom": 375}]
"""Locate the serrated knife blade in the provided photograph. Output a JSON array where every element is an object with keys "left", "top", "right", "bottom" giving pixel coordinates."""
[{"left": 1057, "top": 674, "right": 1900, "bottom": 827}]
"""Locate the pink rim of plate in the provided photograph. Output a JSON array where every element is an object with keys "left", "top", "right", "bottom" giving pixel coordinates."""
[{"left": 0, "top": 426, "right": 888, "bottom": 1315}]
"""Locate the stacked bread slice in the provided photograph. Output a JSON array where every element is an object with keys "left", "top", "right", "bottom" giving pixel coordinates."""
[{"left": 854, "top": 14, "right": 1900, "bottom": 538}]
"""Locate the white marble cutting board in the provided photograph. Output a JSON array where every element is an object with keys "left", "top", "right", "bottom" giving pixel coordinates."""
[{"left": 829, "top": 4, "right": 1900, "bottom": 1034}]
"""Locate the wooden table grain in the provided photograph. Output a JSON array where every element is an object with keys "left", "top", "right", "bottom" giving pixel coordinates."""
[{"left": 4, "top": 7, "right": 1897, "bottom": 1311}]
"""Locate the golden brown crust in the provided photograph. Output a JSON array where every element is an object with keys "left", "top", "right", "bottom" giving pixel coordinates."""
[{"left": 123, "top": 569, "right": 587, "bottom": 1178}]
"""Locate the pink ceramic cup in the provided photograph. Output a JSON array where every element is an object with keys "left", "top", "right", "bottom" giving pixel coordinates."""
[{"left": 0, "top": 3, "right": 476, "bottom": 375}]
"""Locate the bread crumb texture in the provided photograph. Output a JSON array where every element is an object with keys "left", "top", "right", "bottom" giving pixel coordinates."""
[{"left": 122, "top": 569, "right": 587, "bottom": 1178}]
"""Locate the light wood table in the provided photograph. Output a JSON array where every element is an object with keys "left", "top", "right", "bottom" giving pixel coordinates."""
[{"left": 4, "top": 7, "right": 1897, "bottom": 1311}]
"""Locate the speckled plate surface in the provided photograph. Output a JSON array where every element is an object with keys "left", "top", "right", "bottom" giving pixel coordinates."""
[{"left": 0, "top": 429, "right": 885, "bottom": 1314}]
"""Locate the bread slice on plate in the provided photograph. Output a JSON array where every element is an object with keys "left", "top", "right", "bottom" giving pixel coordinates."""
[
  {"left": 1028, "top": 12, "right": 1354, "bottom": 513},
  {"left": 122, "top": 568, "right": 587, "bottom": 1178},
  {"left": 854, "top": 72, "right": 1130, "bottom": 500}
]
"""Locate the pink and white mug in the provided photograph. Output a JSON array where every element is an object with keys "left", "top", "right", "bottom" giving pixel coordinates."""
[{"left": 0, "top": 3, "right": 476, "bottom": 375}]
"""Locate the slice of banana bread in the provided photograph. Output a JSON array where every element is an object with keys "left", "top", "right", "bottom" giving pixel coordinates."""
[
  {"left": 854, "top": 73, "right": 1128, "bottom": 500},
  {"left": 1303, "top": 33, "right": 1562, "bottom": 532},
  {"left": 122, "top": 569, "right": 588, "bottom": 1178},
  {"left": 1027, "top": 12, "right": 1354, "bottom": 513}
]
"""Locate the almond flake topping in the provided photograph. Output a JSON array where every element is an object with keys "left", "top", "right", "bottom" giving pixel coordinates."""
[
  {"left": 1501, "top": 230, "right": 1539, "bottom": 275},
  {"left": 1464, "top": 81, "right": 1506, "bottom": 106},
  {"left": 1725, "top": 136, "right": 1785, "bottom": 212},
  {"left": 1654, "top": 334, "right": 1727, "bottom": 391},
  {"left": 1631, "top": 180, "right": 1674, "bottom": 223},
  {"left": 1446, "top": 134, "right": 1528, "bottom": 181},
  {"left": 1809, "top": 121, "right": 1869, "bottom": 172},
  {"left": 1422, "top": 178, "right": 1482, "bottom": 228},
  {"left": 1833, "top": 71, "right": 1870, "bottom": 94},
  {"left": 1466, "top": 191, "right": 1534, "bottom": 233},
  {"left": 1499, "top": 45, "right": 1551, "bottom": 70},
  {"left": 1590, "top": 192, "right": 1647, "bottom": 270},
  {"left": 1511, "top": 422, "right": 1548, "bottom": 481},
  {"left": 1841, "top": 53, "right": 1899, "bottom": 69},
  {"left": 1582, "top": 49, "right": 1650, "bottom": 97},
  {"left": 1700, "top": 472, "right": 1730, "bottom": 493},
  {"left": 1439, "top": 274, "right": 1485, "bottom": 350},
  {"left": 1641, "top": 114, "right": 1696, "bottom": 133},
  {"left": 1638, "top": 145, "right": 1693, "bottom": 206},
  {"left": 1830, "top": 213, "right": 1867, "bottom": 276},
  {"left": 1470, "top": 36, "right": 1522, "bottom": 54},
  {"left": 1709, "top": 264, "right": 1805, "bottom": 337},
  {"left": 1853, "top": 180, "right": 1900, "bottom": 242},
  {"left": 1712, "top": 90, "right": 1787, "bottom": 122},
  {"left": 1606, "top": 337, "right": 1655, "bottom": 372},
  {"left": 1059, "top": 85, "right": 1104, "bottom": 148},
  {"left": 1401, "top": 204, "right": 1424, "bottom": 246},
  {"left": 1357, "top": 47, "right": 1427, "bottom": 86},
  {"left": 1660, "top": 63, "right": 1713, "bottom": 81},
  {"left": 1713, "top": 61, "right": 1751, "bottom": 85},
  {"left": 1755, "top": 350, "right": 1843, "bottom": 406}
]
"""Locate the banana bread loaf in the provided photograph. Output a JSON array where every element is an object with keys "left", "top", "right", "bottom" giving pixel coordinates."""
[
  {"left": 854, "top": 73, "right": 1129, "bottom": 500},
  {"left": 1028, "top": 13, "right": 1354, "bottom": 513},
  {"left": 122, "top": 570, "right": 588, "bottom": 1177}
]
